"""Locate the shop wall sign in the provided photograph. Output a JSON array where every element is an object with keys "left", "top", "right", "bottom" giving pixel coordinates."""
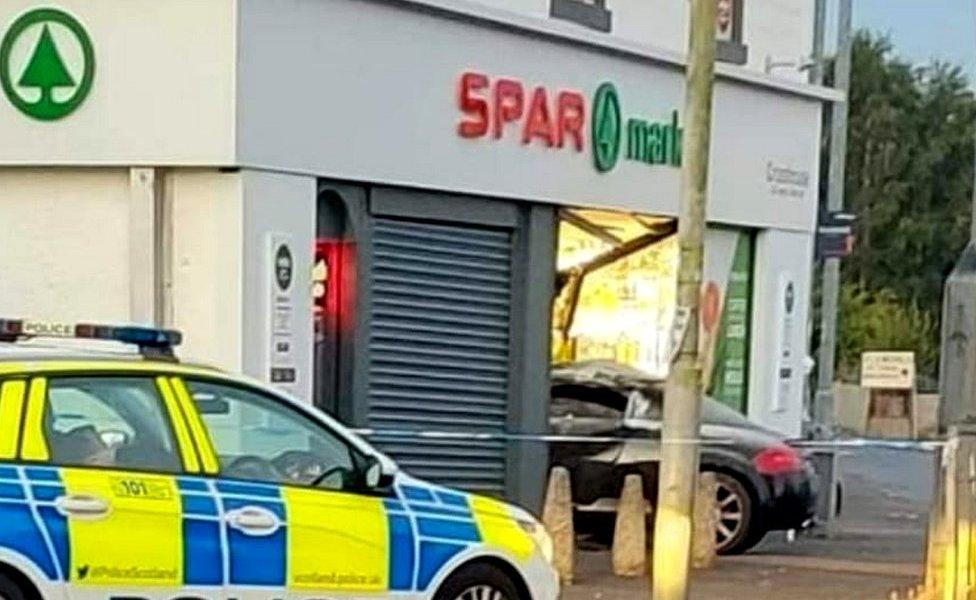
[
  {"left": 771, "top": 271, "right": 797, "bottom": 412},
  {"left": 267, "top": 232, "right": 298, "bottom": 395},
  {"left": 456, "top": 72, "right": 681, "bottom": 174},
  {"left": 0, "top": 7, "right": 95, "bottom": 121},
  {"left": 766, "top": 161, "right": 811, "bottom": 200}
]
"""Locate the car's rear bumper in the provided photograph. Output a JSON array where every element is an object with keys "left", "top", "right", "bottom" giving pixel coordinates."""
[{"left": 759, "top": 466, "right": 818, "bottom": 531}]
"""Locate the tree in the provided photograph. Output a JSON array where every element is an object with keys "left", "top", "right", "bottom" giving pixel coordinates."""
[
  {"left": 836, "top": 284, "right": 939, "bottom": 384},
  {"left": 18, "top": 25, "right": 75, "bottom": 103},
  {"left": 815, "top": 31, "right": 976, "bottom": 385}
]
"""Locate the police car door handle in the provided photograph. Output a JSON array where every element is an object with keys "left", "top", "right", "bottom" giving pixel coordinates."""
[
  {"left": 55, "top": 494, "right": 111, "bottom": 520},
  {"left": 225, "top": 506, "right": 281, "bottom": 536}
]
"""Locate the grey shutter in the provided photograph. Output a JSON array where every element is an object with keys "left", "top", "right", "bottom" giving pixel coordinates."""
[{"left": 368, "top": 218, "right": 512, "bottom": 494}]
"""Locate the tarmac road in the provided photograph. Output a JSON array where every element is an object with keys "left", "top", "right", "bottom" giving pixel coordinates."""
[
  {"left": 564, "top": 444, "right": 935, "bottom": 599},
  {"left": 756, "top": 444, "right": 936, "bottom": 565}
]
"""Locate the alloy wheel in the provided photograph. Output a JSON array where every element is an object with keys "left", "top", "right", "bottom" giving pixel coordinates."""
[
  {"left": 454, "top": 584, "right": 509, "bottom": 600},
  {"left": 715, "top": 477, "right": 746, "bottom": 552}
]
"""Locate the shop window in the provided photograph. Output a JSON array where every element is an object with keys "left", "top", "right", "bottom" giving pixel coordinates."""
[
  {"left": 550, "top": 0, "right": 612, "bottom": 33},
  {"left": 552, "top": 209, "right": 678, "bottom": 378},
  {"left": 716, "top": 0, "right": 748, "bottom": 65},
  {"left": 552, "top": 211, "right": 754, "bottom": 415}
]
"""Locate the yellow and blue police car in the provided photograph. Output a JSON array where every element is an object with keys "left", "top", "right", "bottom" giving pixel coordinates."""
[{"left": 0, "top": 320, "right": 558, "bottom": 600}]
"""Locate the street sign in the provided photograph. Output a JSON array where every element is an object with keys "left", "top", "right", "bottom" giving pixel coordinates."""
[
  {"left": 861, "top": 351, "right": 915, "bottom": 390},
  {"left": 816, "top": 210, "right": 856, "bottom": 259}
]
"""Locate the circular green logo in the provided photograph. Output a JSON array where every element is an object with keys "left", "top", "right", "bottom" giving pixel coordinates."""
[
  {"left": 592, "top": 82, "right": 622, "bottom": 173},
  {"left": 0, "top": 8, "right": 95, "bottom": 121}
]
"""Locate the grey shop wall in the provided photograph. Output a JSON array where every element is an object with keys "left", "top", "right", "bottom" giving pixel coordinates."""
[{"left": 316, "top": 181, "right": 555, "bottom": 511}]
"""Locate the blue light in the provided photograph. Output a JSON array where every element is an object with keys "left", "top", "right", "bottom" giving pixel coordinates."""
[{"left": 109, "top": 326, "right": 182, "bottom": 348}]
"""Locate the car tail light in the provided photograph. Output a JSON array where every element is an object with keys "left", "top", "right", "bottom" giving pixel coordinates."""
[{"left": 753, "top": 444, "right": 803, "bottom": 475}]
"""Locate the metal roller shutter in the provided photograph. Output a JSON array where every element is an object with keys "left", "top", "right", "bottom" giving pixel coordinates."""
[{"left": 368, "top": 217, "right": 512, "bottom": 494}]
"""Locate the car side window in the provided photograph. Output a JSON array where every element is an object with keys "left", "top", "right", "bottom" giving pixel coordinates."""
[
  {"left": 186, "top": 380, "right": 358, "bottom": 491},
  {"left": 625, "top": 389, "right": 663, "bottom": 421},
  {"left": 551, "top": 396, "right": 623, "bottom": 419},
  {"left": 43, "top": 377, "right": 182, "bottom": 473}
]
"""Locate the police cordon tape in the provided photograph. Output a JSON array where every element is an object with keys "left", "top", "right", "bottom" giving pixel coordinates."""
[{"left": 351, "top": 428, "right": 946, "bottom": 450}]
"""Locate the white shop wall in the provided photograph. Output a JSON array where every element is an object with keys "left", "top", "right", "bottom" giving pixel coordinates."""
[
  {"left": 0, "top": 168, "right": 130, "bottom": 323},
  {"left": 168, "top": 169, "right": 316, "bottom": 403},
  {"left": 0, "top": 0, "right": 237, "bottom": 165},
  {"left": 237, "top": 0, "right": 822, "bottom": 233},
  {"left": 459, "top": 0, "right": 814, "bottom": 84},
  {"left": 168, "top": 171, "right": 244, "bottom": 372},
  {"left": 240, "top": 170, "right": 316, "bottom": 404},
  {"left": 748, "top": 228, "right": 815, "bottom": 437}
]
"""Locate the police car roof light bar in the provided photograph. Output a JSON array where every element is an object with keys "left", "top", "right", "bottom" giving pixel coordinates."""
[{"left": 0, "top": 318, "right": 182, "bottom": 359}]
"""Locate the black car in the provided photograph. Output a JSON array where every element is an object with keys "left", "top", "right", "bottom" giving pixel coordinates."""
[{"left": 549, "top": 361, "right": 818, "bottom": 554}]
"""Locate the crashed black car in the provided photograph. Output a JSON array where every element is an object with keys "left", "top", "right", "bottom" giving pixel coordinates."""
[{"left": 549, "top": 361, "right": 818, "bottom": 554}]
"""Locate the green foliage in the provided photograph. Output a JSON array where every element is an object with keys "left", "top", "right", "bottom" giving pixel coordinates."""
[
  {"left": 836, "top": 283, "right": 939, "bottom": 385},
  {"left": 843, "top": 32, "right": 974, "bottom": 306},
  {"left": 820, "top": 31, "right": 975, "bottom": 384}
]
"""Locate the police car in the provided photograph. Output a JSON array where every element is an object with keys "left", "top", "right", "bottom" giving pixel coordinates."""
[{"left": 0, "top": 320, "right": 558, "bottom": 600}]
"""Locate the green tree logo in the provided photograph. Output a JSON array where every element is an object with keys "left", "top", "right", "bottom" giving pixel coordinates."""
[
  {"left": 0, "top": 8, "right": 95, "bottom": 121},
  {"left": 592, "top": 82, "right": 622, "bottom": 173}
]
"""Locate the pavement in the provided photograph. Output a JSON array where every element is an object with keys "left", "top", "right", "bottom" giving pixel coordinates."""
[
  {"left": 563, "top": 551, "right": 918, "bottom": 600},
  {"left": 562, "top": 445, "right": 935, "bottom": 600}
]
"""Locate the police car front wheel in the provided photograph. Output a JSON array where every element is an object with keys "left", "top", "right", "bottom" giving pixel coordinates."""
[
  {"left": 0, "top": 570, "right": 38, "bottom": 600},
  {"left": 434, "top": 562, "right": 524, "bottom": 600}
]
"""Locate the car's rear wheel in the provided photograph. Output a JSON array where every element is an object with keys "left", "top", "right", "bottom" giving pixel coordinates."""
[
  {"left": 713, "top": 472, "right": 762, "bottom": 555},
  {"left": 434, "top": 562, "right": 523, "bottom": 600}
]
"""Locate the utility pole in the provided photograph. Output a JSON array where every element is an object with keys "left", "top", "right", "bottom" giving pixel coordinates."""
[
  {"left": 651, "top": 0, "right": 716, "bottom": 598},
  {"left": 813, "top": 0, "right": 853, "bottom": 436},
  {"left": 810, "top": 0, "right": 827, "bottom": 86},
  {"left": 802, "top": 0, "right": 826, "bottom": 439}
]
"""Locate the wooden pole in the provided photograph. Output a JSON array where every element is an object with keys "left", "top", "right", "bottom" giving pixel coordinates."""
[{"left": 651, "top": 0, "right": 717, "bottom": 598}]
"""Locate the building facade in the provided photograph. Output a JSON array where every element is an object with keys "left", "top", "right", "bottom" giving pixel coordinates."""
[{"left": 0, "top": 0, "right": 837, "bottom": 508}]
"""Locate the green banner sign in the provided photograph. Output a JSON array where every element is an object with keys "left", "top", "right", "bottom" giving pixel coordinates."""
[{"left": 708, "top": 233, "right": 754, "bottom": 413}]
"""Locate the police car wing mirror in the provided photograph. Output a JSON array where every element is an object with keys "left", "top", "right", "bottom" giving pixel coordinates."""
[
  {"left": 365, "top": 461, "right": 381, "bottom": 488},
  {"left": 363, "top": 456, "right": 394, "bottom": 490}
]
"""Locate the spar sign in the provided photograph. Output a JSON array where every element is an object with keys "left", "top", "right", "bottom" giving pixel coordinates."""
[
  {"left": 456, "top": 72, "right": 682, "bottom": 174},
  {"left": 0, "top": 8, "right": 95, "bottom": 121}
]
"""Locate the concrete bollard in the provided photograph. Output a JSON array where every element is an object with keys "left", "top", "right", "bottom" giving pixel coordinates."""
[
  {"left": 612, "top": 473, "right": 646, "bottom": 577},
  {"left": 541, "top": 466, "right": 574, "bottom": 585},
  {"left": 692, "top": 472, "right": 719, "bottom": 569}
]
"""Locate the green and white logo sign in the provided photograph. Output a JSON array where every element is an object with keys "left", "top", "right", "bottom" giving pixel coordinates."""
[
  {"left": 591, "top": 81, "right": 683, "bottom": 174},
  {"left": 0, "top": 8, "right": 94, "bottom": 121},
  {"left": 592, "top": 82, "right": 622, "bottom": 173}
]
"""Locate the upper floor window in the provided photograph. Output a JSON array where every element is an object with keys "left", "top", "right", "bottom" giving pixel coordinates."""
[
  {"left": 550, "top": 0, "right": 612, "bottom": 33},
  {"left": 716, "top": 0, "right": 748, "bottom": 65}
]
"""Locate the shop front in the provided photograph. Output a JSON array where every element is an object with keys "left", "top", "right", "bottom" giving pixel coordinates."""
[{"left": 0, "top": 0, "right": 837, "bottom": 508}]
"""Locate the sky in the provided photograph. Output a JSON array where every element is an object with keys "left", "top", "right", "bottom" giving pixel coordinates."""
[{"left": 851, "top": 0, "right": 976, "bottom": 81}]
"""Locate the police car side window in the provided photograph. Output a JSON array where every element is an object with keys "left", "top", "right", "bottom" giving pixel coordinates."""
[
  {"left": 186, "top": 381, "right": 358, "bottom": 491},
  {"left": 44, "top": 377, "right": 182, "bottom": 473}
]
